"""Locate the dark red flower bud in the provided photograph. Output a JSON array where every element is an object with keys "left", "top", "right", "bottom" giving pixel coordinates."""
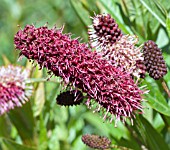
[
  {"left": 143, "top": 40, "right": 167, "bottom": 80},
  {"left": 88, "top": 13, "right": 122, "bottom": 51}
]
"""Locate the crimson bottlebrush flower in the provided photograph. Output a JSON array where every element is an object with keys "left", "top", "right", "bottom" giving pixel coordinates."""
[
  {"left": 82, "top": 134, "right": 111, "bottom": 149},
  {"left": 56, "top": 90, "right": 83, "bottom": 106},
  {"left": 0, "top": 65, "right": 33, "bottom": 115},
  {"left": 88, "top": 13, "right": 122, "bottom": 51},
  {"left": 14, "top": 24, "right": 145, "bottom": 124}
]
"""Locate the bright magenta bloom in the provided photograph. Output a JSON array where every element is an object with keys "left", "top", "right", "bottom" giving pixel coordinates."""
[{"left": 14, "top": 25, "right": 144, "bottom": 124}]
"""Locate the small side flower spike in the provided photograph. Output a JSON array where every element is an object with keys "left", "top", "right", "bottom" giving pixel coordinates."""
[
  {"left": 82, "top": 134, "right": 111, "bottom": 149},
  {"left": 0, "top": 65, "right": 33, "bottom": 115},
  {"left": 143, "top": 40, "right": 167, "bottom": 80}
]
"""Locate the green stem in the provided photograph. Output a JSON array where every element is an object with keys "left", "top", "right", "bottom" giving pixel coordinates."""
[
  {"left": 161, "top": 78, "right": 170, "bottom": 98},
  {"left": 26, "top": 78, "right": 62, "bottom": 84}
]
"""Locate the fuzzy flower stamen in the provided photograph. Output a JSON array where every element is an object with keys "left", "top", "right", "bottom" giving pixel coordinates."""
[
  {"left": 88, "top": 14, "right": 146, "bottom": 79},
  {"left": 0, "top": 65, "right": 33, "bottom": 115}
]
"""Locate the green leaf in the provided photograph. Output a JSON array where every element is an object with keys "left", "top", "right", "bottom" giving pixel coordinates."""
[
  {"left": 139, "top": 0, "right": 166, "bottom": 27},
  {"left": 143, "top": 78, "right": 170, "bottom": 116},
  {"left": 1, "top": 138, "right": 36, "bottom": 150},
  {"left": 8, "top": 101, "right": 36, "bottom": 146},
  {"left": 166, "top": 16, "right": 170, "bottom": 37},
  {"left": 117, "top": 138, "right": 141, "bottom": 150},
  {"left": 70, "top": 0, "right": 91, "bottom": 26},
  {"left": 136, "top": 116, "right": 169, "bottom": 150},
  {"left": 1, "top": 55, "right": 11, "bottom": 65},
  {"left": 31, "top": 67, "right": 45, "bottom": 117},
  {"left": 146, "top": 91, "right": 170, "bottom": 116},
  {"left": 33, "top": 81, "right": 45, "bottom": 117},
  {"left": 82, "top": 112, "right": 129, "bottom": 140},
  {"left": 38, "top": 114, "right": 48, "bottom": 150},
  {"left": 0, "top": 116, "right": 11, "bottom": 138}
]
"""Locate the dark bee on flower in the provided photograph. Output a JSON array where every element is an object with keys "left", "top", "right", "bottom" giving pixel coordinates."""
[{"left": 56, "top": 90, "right": 84, "bottom": 106}]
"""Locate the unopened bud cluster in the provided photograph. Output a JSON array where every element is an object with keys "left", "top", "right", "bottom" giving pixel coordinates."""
[
  {"left": 88, "top": 13, "right": 122, "bottom": 51},
  {"left": 143, "top": 40, "right": 167, "bottom": 80}
]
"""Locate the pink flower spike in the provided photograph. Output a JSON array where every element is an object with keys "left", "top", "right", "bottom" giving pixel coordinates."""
[
  {"left": 0, "top": 65, "right": 33, "bottom": 115},
  {"left": 14, "top": 24, "right": 144, "bottom": 124}
]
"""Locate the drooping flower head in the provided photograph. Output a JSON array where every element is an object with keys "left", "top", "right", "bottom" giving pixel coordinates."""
[
  {"left": 82, "top": 134, "right": 111, "bottom": 149},
  {"left": 143, "top": 40, "right": 167, "bottom": 80},
  {"left": 88, "top": 14, "right": 146, "bottom": 79},
  {"left": 0, "top": 65, "right": 33, "bottom": 115},
  {"left": 56, "top": 90, "right": 84, "bottom": 106},
  {"left": 14, "top": 24, "right": 144, "bottom": 125}
]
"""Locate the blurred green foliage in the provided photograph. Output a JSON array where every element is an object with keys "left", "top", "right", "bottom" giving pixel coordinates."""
[{"left": 0, "top": 0, "right": 170, "bottom": 150}]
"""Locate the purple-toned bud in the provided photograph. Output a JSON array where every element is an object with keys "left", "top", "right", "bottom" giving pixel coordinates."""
[
  {"left": 88, "top": 13, "right": 122, "bottom": 51},
  {"left": 82, "top": 134, "right": 111, "bottom": 149},
  {"left": 14, "top": 25, "right": 144, "bottom": 124},
  {"left": 143, "top": 40, "right": 167, "bottom": 80},
  {"left": 56, "top": 90, "right": 83, "bottom": 106},
  {"left": 0, "top": 65, "right": 33, "bottom": 115}
]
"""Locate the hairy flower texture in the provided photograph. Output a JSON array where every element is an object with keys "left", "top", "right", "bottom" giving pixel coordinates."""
[
  {"left": 136, "top": 60, "right": 146, "bottom": 79},
  {"left": 56, "top": 90, "right": 83, "bottom": 106},
  {"left": 89, "top": 14, "right": 145, "bottom": 79},
  {"left": 101, "top": 35, "right": 145, "bottom": 79},
  {"left": 82, "top": 134, "right": 111, "bottom": 149},
  {"left": 88, "top": 13, "right": 122, "bottom": 51},
  {"left": 0, "top": 65, "right": 33, "bottom": 115},
  {"left": 14, "top": 24, "right": 144, "bottom": 124}
]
